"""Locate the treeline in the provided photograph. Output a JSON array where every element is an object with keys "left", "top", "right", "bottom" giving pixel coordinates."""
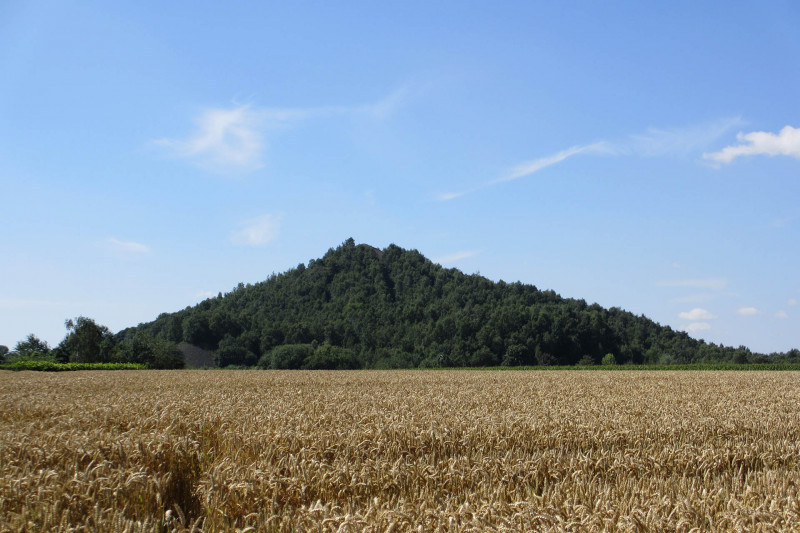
[
  {"left": 116, "top": 239, "right": 800, "bottom": 369},
  {"left": 1, "top": 317, "right": 183, "bottom": 369}
]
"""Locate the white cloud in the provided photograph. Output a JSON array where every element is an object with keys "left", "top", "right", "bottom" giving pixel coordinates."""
[
  {"left": 437, "top": 190, "right": 473, "bottom": 202},
  {"left": 494, "top": 144, "right": 607, "bottom": 184},
  {"left": 433, "top": 250, "right": 482, "bottom": 264},
  {"left": 106, "top": 237, "right": 149, "bottom": 254},
  {"left": 788, "top": 298, "right": 798, "bottom": 307},
  {"left": 684, "top": 322, "right": 712, "bottom": 332},
  {"left": 679, "top": 308, "right": 717, "bottom": 320},
  {"left": 194, "top": 291, "right": 215, "bottom": 300},
  {"left": 669, "top": 293, "right": 717, "bottom": 304},
  {"left": 358, "top": 84, "right": 416, "bottom": 119},
  {"left": 703, "top": 125, "right": 800, "bottom": 164},
  {"left": 154, "top": 105, "right": 265, "bottom": 174},
  {"left": 775, "top": 310, "right": 789, "bottom": 319},
  {"left": 621, "top": 117, "right": 743, "bottom": 157},
  {"left": 438, "top": 143, "right": 606, "bottom": 201},
  {"left": 153, "top": 87, "right": 419, "bottom": 174},
  {"left": 657, "top": 278, "right": 727, "bottom": 290},
  {"left": 738, "top": 307, "right": 760, "bottom": 316},
  {"left": 437, "top": 118, "right": 739, "bottom": 202},
  {"left": 230, "top": 214, "right": 281, "bottom": 246}
]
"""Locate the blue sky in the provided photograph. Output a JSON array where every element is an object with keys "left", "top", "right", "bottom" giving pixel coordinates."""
[{"left": 2, "top": 1, "right": 799, "bottom": 353}]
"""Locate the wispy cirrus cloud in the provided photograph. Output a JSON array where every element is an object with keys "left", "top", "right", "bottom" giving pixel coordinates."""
[
  {"left": 154, "top": 105, "right": 266, "bottom": 174},
  {"left": 438, "top": 143, "right": 607, "bottom": 201},
  {"left": 738, "top": 306, "right": 761, "bottom": 316},
  {"left": 679, "top": 308, "right": 717, "bottom": 320},
  {"left": 684, "top": 322, "right": 712, "bottom": 332},
  {"left": 621, "top": 117, "right": 744, "bottom": 157},
  {"left": 194, "top": 291, "right": 215, "bottom": 300},
  {"left": 358, "top": 84, "right": 419, "bottom": 119},
  {"left": 669, "top": 293, "right": 717, "bottom": 304},
  {"left": 437, "top": 117, "right": 740, "bottom": 201},
  {"left": 433, "top": 250, "right": 482, "bottom": 264},
  {"left": 703, "top": 125, "right": 800, "bottom": 164},
  {"left": 494, "top": 144, "right": 608, "bottom": 184},
  {"left": 679, "top": 307, "right": 718, "bottom": 334},
  {"left": 153, "top": 86, "right": 417, "bottom": 174},
  {"left": 657, "top": 278, "right": 727, "bottom": 290},
  {"left": 105, "top": 237, "right": 150, "bottom": 254},
  {"left": 230, "top": 214, "right": 281, "bottom": 247}
]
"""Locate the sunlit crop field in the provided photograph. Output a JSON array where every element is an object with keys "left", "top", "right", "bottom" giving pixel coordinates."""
[{"left": 2, "top": 370, "right": 799, "bottom": 532}]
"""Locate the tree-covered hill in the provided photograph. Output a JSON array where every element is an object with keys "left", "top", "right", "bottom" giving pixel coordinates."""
[{"left": 116, "top": 239, "right": 778, "bottom": 369}]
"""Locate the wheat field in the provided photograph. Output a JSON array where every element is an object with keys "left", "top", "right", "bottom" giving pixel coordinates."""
[{"left": 1, "top": 370, "right": 799, "bottom": 532}]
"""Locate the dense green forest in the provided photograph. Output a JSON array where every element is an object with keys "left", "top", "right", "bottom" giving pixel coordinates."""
[
  {"left": 4, "top": 239, "right": 798, "bottom": 369},
  {"left": 106, "top": 238, "right": 794, "bottom": 368},
  {"left": 1, "top": 318, "right": 184, "bottom": 369}
]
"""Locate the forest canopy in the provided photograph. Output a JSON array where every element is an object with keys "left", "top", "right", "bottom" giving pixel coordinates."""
[{"left": 111, "top": 239, "right": 798, "bottom": 369}]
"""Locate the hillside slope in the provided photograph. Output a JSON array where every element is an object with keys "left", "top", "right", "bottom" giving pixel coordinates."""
[{"left": 118, "top": 239, "right": 756, "bottom": 368}]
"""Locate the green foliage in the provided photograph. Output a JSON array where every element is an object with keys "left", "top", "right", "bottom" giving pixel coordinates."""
[
  {"left": 8, "top": 334, "right": 54, "bottom": 362},
  {"left": 302, "top": 343, "right": 360, "bottom": 370},
  {"left": 0, "top": 345, "right": 8, "bottom": 363},
  {"left": 0, "top": 360, "right": 145, "bottom": 371},
  {"left": 215, "top": 335, "right": 257, "bottom": 368},
  {"left": 602, "top": 353, "right": 617, "bottom": 366},
  {"left": 182, "top": 314, "right": 214, "bottom": 348},
  {"left": 502, "top": 344, "right": 527, "bottom": 367},
  {"left": 259, "top": 344, "right": 314, "bottom": 369},
  {"left": 372, "top": 348, "right": 418, "bottom": 369},
  {"left": 118, "top": 239, "right": 795, "bottom": 369},
  {"left": 113, "top": 332, "right": 184, "bottom": 369},
  {"left": 60, "top": 317, "right": 115, "bottom": 363}
]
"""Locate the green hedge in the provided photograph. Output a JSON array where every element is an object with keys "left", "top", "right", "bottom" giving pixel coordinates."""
[{"left": 0, "top": 361, "right": 147, "bottom": 371}]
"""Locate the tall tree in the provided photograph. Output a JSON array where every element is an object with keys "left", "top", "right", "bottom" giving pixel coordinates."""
[
  {"left": 61, "top": 317, "right": 114, "bottom": 363},
  {"left": 9, "top": 334, "right": 52, "bottom": 360}
]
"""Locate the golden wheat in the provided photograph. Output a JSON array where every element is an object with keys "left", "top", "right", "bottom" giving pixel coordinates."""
[{"left": 1, "top": 370, "right": 799, "bottom": 532}]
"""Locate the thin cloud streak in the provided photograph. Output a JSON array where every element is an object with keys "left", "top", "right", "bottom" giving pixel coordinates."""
[
  {"left": 679, "top": 308, "right": 717, "bottom": 320},
  {"left": 684, "top": 322, "right": 712, "bottom": 332},
  {"left": 738, "top": 306, "right": 760, "bottom": 316},
  {"left": 438, "top": 143, "right": 604, "bottom": 201},
  {"left": 230, "top": 214, "right": 281, "bottom": 247},
  {"left": 433, "top": 250, "right": 482, "bottom": 264},
  {"left": 154, "top": 105, "right": 265, "bottom": 174},
  {"left": 658, "top": 278, "right": 727, "bottom": 290},
  {"left": 622, "top": 117, "right": 743, "bottom": 157},
  {"left": 493, "top": 144, "right": 606, "bottom": 184},
  {"left": 194, "top": 291, "right": 216, "bottom": 300},
  {"left": 669, "top": 293, "right": 717, "bottom": 304},
  {"left": 438, "top": 117, "right": 739, "bottom": 202},
  {"left": 704, "top": 125, "right": 800, "bottom": 164},
  {"left": 153, "top": 86, "right": 417, "bottom": 174},
  {"left": 106, "top": 238, "right": 150, "bottom": 254}
]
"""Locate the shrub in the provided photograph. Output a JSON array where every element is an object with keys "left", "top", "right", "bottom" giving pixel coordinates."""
[
  {"left": 302, "top": 343, "right": 360, "bottom": 370},
  {"left": 602, "top": 353, "right": 617, "bottom": 366},
  {"left": 215, "top": 336, "right": 256, "bottom": 368},
  {"left": 260, "top": 344, "right": 314, "bottom": 369}
]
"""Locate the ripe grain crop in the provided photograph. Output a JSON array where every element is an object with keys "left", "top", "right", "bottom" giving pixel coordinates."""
[{"left": 1, "top": 370, "right": 799, "bottom": 532}]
